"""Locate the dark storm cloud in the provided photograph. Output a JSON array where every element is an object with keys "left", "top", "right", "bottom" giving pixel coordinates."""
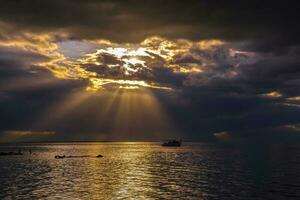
[
  {"left": 233, "top": 50, "right": 300, "bottom": 97},
  {"left": 0, "top": 43, "right": 89, "bottom": 137},
  {"left": 159, "top": 88, "right": 300, "bottom": 142},
  {"left": 0, "top": 77, "right": 86, "bottom": 133},
  {"left": 0, "top": 46, "right": 51, "bottom": 91},
  {"left": 0, "top": 0, "right": 299, "bottom": 51},
  {"left": 0, "top": 47, "right": 49, "bottom": 70},
  {"left": 0, "top": 0, "right": 300, "bottom": 142},
  {"left": 164, "top": 52, "right": 300, "bottom": 142}
]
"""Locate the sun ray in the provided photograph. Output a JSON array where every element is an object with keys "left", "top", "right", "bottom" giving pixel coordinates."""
[
  {"left": 109, "top": 88, "right": 177, "bottom": 140},
  {"left": 34, "top": 88, "right": 93, "bottom": 128}
]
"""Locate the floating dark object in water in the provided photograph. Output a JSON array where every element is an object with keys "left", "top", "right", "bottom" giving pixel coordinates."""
[
  {"left": 162, "top": 140, "right": 182, "bottom": 147},
  {"left": 66, "top": 155, "right": 90, "bottom": 158},
  {"left": 55, "top": 155, "right": 65, "bottom": 159},
  {"left": 0, "top": 152, "right": 23, "bottom": 156},
  {"left": 54, "top": 155, "right": 103, "bottom": 159}
]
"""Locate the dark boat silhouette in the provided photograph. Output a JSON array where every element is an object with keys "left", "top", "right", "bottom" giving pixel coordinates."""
[{"left": 162, "top": 139, "right": 182, "bottom": 147}]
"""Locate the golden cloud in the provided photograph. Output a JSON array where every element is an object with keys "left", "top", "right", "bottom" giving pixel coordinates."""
[
  {"left": 213, "top": 131, "right": 231, "bottom": 141},
  {"left": 287, "top": 96, "right": 300, "bottom": 101},
  {"left": 262, "top": 91, "right": 283, "bottom": 98},
  {"left": 0, "top": 33, "right": 256, "bottom": 92},
  {"left": 285, "top": 124, "right": 300, "bottom": 132}
]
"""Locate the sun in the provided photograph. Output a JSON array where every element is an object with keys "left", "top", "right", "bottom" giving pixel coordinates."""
[
  {"left": 75, "top": 45, "right": 172, "bottom": 92},
  {"left": 85, "top": 47, "right": 150, "bottom": 75},
  {"left": 86, "top": 78, "right": 172, "bottom": 92},
  {"left": 5, "top": 35, "right": 214, "bottom": 93}
]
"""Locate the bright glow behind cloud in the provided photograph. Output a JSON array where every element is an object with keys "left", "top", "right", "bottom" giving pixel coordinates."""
[{"left": 0, "top": 33, "right": 258, "bottom": 92}]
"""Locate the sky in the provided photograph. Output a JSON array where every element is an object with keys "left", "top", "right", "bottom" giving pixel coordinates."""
[{"left": 0, "top": 0, "right": 300, "bottom": 142}]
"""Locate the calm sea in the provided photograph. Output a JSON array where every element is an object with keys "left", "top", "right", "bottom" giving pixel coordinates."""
[{"left": 0, "top": 142, "right": 300, "bottom": 199}]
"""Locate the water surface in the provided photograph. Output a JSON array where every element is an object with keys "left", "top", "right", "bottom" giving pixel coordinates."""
[{"left": 0, "top": 142, "right": 300, "bottom": 199}]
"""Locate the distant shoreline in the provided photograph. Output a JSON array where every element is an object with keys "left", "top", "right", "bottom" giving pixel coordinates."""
[{"left": 0, "top": 140, "right": 184, "bottom": 144}]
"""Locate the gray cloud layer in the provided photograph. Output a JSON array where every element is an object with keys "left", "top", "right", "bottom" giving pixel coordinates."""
[
  {"left": 0, "top": 0, "right": 299, "bottom": 50},
  {"left": 0, "top": 0, "right": 300, "bottom": 142}
]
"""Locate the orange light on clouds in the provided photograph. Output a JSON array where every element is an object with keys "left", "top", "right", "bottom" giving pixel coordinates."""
[{"left": 1, "top": 33, "right": 252, "bottom": 93}]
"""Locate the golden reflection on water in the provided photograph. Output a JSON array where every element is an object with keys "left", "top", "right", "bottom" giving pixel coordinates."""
[
  {"left": 47, "top": 143, "right": 157, "bottom": 199},
  {"left": 108, "top": 144, "right": 154, "bottom": 198},
  {"left": 2, "top": 143, "right": 300, "bottom": 199}
]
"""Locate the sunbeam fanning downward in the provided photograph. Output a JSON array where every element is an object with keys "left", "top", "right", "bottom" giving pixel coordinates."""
[
  {"left": 110, "top": 88, "right": 175, "bottom": 140},
  {"left": 34, "top": 88, "right": 176, "bottom": 141},
  {"left": 35, "top": 88, "right": 93, "bottom": 128}
]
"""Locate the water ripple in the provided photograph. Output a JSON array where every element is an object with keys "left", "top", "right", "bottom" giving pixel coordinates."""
[{"left": 0, "top": 143, "right": 300, "bottom": 199}]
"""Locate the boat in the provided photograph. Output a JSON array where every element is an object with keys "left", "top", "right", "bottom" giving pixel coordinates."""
[{"left": 162, "top": 139, "right": 182, "bottom": 147}]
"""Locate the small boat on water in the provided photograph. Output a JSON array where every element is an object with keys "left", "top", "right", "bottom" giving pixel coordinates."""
[{"left": 162, "top": 139, "right": 182, "bottom": 147}]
